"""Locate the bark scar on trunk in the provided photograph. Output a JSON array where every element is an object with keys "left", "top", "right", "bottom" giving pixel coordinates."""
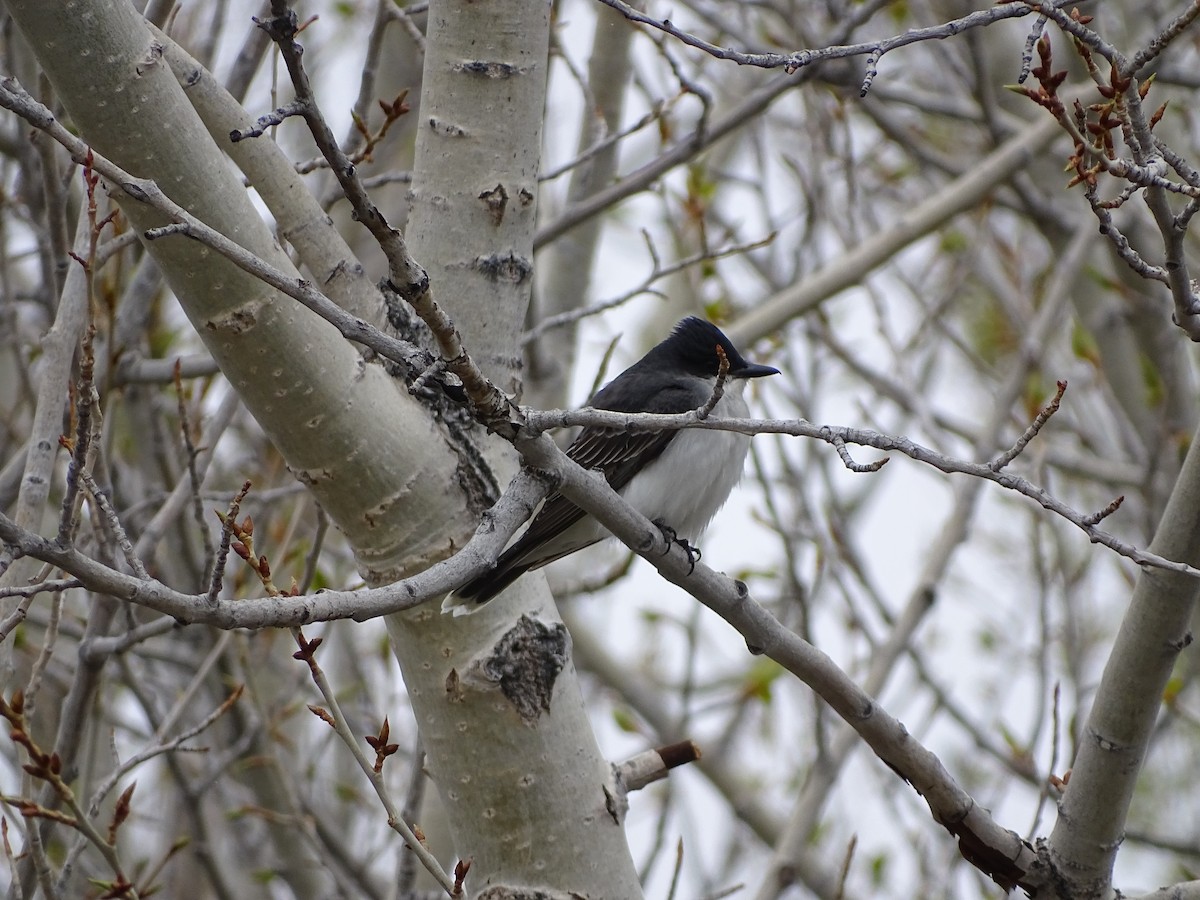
[{"left": 481, "top": 614, "right": 569, "bottom": 722}]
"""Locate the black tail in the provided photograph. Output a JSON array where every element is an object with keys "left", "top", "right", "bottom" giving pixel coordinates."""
[{"left": 454, "top": 556, "right": 532, "bottom": 605}]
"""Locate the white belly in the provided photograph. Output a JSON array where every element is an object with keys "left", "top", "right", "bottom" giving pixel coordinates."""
[{"left": 619, "top": 386, "right": 751, "bottom": 539}]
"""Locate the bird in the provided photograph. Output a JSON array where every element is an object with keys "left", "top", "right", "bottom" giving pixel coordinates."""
[{"left": 452, "top": 316, "right": 779, "bottom": 605}]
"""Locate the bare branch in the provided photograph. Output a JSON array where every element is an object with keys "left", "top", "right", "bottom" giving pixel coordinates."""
[{"left": 596, "top": 0, "right": 1050, "bottom": 86}]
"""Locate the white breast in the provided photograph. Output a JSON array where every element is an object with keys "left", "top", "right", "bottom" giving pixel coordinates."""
[{"left": 618, "top": 382, "right": 752, "bottom": 540}]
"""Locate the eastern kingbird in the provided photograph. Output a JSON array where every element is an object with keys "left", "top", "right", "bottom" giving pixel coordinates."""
[{"left": 453, "top": 316, "right": 779, "bottom": 605}]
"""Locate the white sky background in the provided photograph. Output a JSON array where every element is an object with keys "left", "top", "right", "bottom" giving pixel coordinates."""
[{"left": 143, "top": 1, "right": 1195, "bottom": 897}]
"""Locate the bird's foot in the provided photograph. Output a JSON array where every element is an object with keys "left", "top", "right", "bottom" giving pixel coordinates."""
[
  {"left": 655, "top": 522, "right": 677, "bottom": 555},
  {"left": 654, "top": 521, "right": 702, "bottom": 574}
]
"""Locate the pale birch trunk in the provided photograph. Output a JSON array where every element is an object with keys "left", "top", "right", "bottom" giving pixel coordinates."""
[
  {"left": 384, "top": 0, "right": 644, "bottom": 895},
  {"left": 6, "top": 0, "right": 645, "bottom": 894},
  {"left": 3, "top": 0, "right": 477, "bottom": 591}
]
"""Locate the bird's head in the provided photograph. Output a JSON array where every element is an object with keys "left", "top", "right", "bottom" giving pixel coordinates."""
[{"left": 658, "top": 316, "right": 780, "bottom": 381}]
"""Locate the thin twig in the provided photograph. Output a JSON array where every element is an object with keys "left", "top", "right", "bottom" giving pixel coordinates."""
[
  {"left": 989, "top": 381, "right": 1067, "bottom": 471},
  {"left": 0, "top": 579, "right": 81, "bottom": 601},
  {"left": 207, "top": 481, "right": 252, "bottom": 604},
  {"left": 696, "top": 345, "right": 730, "bottom": 420},
  {"left": 79, "top": 472, "right": 150, "bottom": 580},
  {"left": 522, "top": 233, "right": 776, "bottom": 345},
  {"left": 298, "top": 506, "right": 328, "bottom": 595},
  {"left": 1128, "top": 0, "right": 1200, "bottom": 78},
  {"left": 539, "top": 100, "right": 671, "bottom": 183},
  {"left": 394, "top": 742, "right": 427, "bottom": 897},
  {"left": 292, "top": 631, "right": 459, "bottom": 896},
  {"left": 825, "top": 431, "right": 888, "bottom": 474},
  {"left": 175, "top": 361, "right": 215, "bottom": 575},
  {"left": 84, "top": 685, "right": 243, "bottom": 821}
]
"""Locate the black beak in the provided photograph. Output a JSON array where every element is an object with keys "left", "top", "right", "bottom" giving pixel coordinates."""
[{"left": 731, "top": 362, "right": 780, "bottom": 379}]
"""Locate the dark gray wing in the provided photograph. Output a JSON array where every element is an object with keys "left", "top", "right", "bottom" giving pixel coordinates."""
[
  {"left": 503, "top": 374, "right": 703, "bottom": 560},
  {"left": 454, "top": 372, "right": 704, "bottom": 601}
]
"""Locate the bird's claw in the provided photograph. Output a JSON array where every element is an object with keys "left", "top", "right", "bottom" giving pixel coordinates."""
[
  {"left": 654, "top": 521, "right": 702, "bottom": 574},
  {"left": 655, "top": 522, "right": 677, "bottom": 555}
]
